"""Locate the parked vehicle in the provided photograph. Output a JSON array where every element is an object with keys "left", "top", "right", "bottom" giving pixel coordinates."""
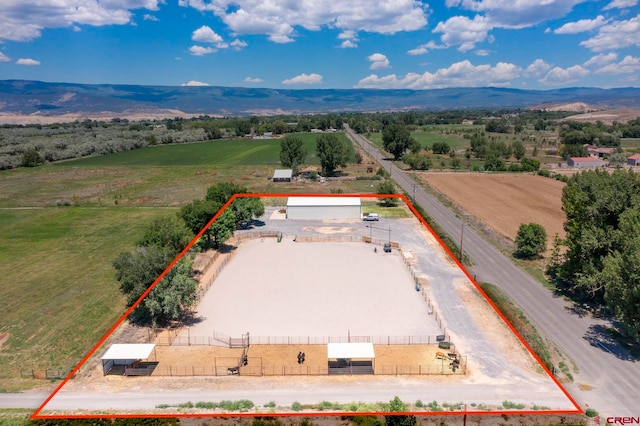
[
  {"left": 383, "top": 243, "right": 392, "bottom": 252},
  {"left": 363, "top": 213, "right": 379, "bottom": 221}
]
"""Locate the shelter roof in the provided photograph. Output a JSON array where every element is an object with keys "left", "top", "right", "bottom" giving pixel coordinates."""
[
  {"left": 287, "top": 196, "right": 361, "bottom": 207},
  {"left": 101, "top": 344, "right": 155, "bottom": 360},
  {"left": 327, "top": 342, "right": 375, "bottom": 359}
]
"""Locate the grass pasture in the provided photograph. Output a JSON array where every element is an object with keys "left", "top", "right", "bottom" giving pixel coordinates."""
[
  {"left": 0, "top": 207, "right": 177, "bottom": 391},
  {"left": 367, "top": 127, "right": 470, "bottom": 152},
  {"left": 56, "top": 133, "right": 353, "bottom": 167}
]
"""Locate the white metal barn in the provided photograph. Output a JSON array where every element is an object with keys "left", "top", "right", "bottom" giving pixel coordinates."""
[{"left": 286, "top": 197, "right": 361, "bottom": 220}]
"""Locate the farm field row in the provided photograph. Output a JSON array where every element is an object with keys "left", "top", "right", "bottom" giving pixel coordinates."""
[{"left": 418, "top": 172, "right": 566, "bottom": 252}]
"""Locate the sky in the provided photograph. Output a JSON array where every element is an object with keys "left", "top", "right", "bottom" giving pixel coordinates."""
[{"left": 0, "top": 0, "right": 638, "bottom": 90}]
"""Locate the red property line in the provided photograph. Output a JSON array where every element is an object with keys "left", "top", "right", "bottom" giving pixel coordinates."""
[{"left": 32, "top": 192, "right": 582, "bottom": 419}]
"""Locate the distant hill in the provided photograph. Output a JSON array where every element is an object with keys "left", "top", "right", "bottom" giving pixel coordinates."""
[{"left": 1, "top": 80, "right": 640, "bottom": 121}]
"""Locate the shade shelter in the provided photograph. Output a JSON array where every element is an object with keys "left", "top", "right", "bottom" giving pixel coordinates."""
[
  {"left": 101, "top": 343, "right": 156, "bottom": 375},
  {"left": 327, "top": 342, "right": 375, "bottom": 374}
]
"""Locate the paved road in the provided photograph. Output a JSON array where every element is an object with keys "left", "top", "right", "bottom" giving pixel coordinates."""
[{"left": 346, "top": 125, "right": 640, "bottom": 418}]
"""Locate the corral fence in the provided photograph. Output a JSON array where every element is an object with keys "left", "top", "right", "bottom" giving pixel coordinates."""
[
  {"left": 143, "top": 356, "right": 467, "bottom": 377},
  {"left": 20, "top": 368, "right": 70, "bottom": 380},
  {"left": 153, "top": 331, "right": 450, "bottom": 347}
]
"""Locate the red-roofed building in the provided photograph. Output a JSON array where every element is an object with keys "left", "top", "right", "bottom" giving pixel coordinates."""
[
  {"left": 567, "top": 157, "right": 606, "bottom": 167},
  {"left": 628, "top": 153, "right": 640, "bottom": 166}
]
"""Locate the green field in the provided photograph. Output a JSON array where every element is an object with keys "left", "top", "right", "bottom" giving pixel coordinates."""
[
  {"left": 0, "top": 207, "right": 171, "bottom": 391},
  {"left": 57, "top": 133, "right": 353, "bottom": 167},
  {"left": 367, "top": 128, "right": 470, "bottom": 151}
]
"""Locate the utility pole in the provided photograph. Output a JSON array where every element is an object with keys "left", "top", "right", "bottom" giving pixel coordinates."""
[{"left": 459, "top": 222, "right": 465, "bottom": 262}]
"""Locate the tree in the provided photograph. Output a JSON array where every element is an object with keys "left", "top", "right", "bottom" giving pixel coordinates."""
[
  {"left": 137, "top": 216, "right": 193, "bottom": 255},
  {"left": 515, "top": 223, "right": 547, "bottom": 258},
  {"left": 209, "top": 208, "right": 236, "bottom": 248},
  {"left": 609, "top": 152, "right": 628, "bottom": 168},
  {"left": 205, "top": 182, "right": 265, "bottom": 227},
  {"left": 377, "top": 179, "right": 398, "bottom": 207},
  {"left": 431, "top": 141, "right": 450, "bottom": 155},
  {"left": 279, "top": 135, "right": 307, "bottom": 174},
  {"left": 22, "top": 148, "right": 44, "bottom": 167},
  {"left": 179, "top": 199, "right": 220, "bottom": 243},
  {"left": 559, "top": 169, "right": 640, "bottom": 299},
  {"left": 485, "top": 119, "right": 510, "bottom": 133},
  {"left": 142, "top": 256, "right": 198, "bottom": 326},
  {"left": 113, "top": 246, "right": 175, "bottom": 307},
  {"left": 384, "top": 396, "right": 416, "bottom": 426},
  {"left": 382, "top": 124, "right": 417, "bottom": 160},
  {"left": 512, "top": 140, "right": 526, "bottom": 160},
  {"left": 315, "top": 134, "right": 348, "bottom": 176}
]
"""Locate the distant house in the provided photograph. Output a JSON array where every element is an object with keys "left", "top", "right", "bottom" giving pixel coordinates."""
[
  {"left": 628, "top": 153, "right": 640, "bottom": 166},
  {"left": 272, "top": 169, "right": 293, "bottom": 182},
  {"left": 567, "top": 157, "right": 606, "bottom": 167},
  {"left": 263, "top": 132, "right": 273, "bottom": 139},
  {"left": 585, "top": 145, "right": 614, "bottom": 158}
]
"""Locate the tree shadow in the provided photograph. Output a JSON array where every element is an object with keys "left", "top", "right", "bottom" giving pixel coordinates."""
[
  {"left": 583, "top": 324, "right": 638, "bottom": 362},
  {"left": 180, "top": 311, "right": 204, "bottom": 327}
]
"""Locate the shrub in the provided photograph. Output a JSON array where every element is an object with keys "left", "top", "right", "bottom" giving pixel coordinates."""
[
  {"left": 291, "top": 401, "right": 303, "bottom": 411},
  {"left": 585, "top": 408, "right": 599, "bottom": 417}
]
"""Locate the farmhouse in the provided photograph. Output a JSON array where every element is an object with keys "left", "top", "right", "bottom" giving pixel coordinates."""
[
  {"left": 586, "top": 146, "right": 614, "bottom": 158},
  {"left": 286, "top": 196, "right": 361, "bottom": 220},
  {"left": 272, "top": 169, "right": 293, "bottom": 182},
  {"left": 628, "top": 153, "right": 640, "bottom": 166},
  {"left": 567, "top": 156, "right": 606, "bottom": 167}
]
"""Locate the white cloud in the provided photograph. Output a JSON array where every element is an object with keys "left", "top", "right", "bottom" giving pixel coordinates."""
[
  {"left": 0, "top": 52, "right": 10, "bottom": 62},
  {"left": 181, "top": 80, "right": 210, "bottom": 86},
  {"left": 603, "top": 0, "right": 638, "bottom": 10},
  {"left": 189, "top": 45, "right": 215, "bottom": 56},
  {"left": 475, "top": 49, "right": 491, "bottom": 56},
  {"left": 594, "top": 55, "right": 640, "bottom": 74},
  {"left": 554, "top": 16, "right": 606, "bottom": 34},
  {"left": 230, "top": 39, "right": 248, "bottom": 50},
  {"left": 580, "top": 15, "right": 640, "bottom": 52},
  {"left": 282, "top": 73, "right": 323, "bottom": 85},
  {"left": 524, "top": 59, "right": 552, "bottom": 77},
  {"left": 540, "top": 65, "right": 589, "bottom": 85},
  {"left": 16, "top": 58, "right": 40, "bottom": 66},
  {"left": 432, "top": 0, "right": 589, "bottom": 51},
  {"left": 338, "top": 30, "right": 359, "bottom": 48},
  {"left": 244, "top": 77, "right": 264, "bottom": 83},
  {"left": 368, "top": 53, "right": 391, "bottom": 69},
  {"left": 583, "top": 52, "right": 618, "bottom": 68},
  {"left": 192, "top": 25, "right": 227, "bottom": 48},
  {"left": 454, "top": 0, "right": 587, "bottom": 29},
  {"left": 0, "top": 0, "right": 161, "bottom": 42},
  {"left": 433, "top": 15, "right": 492, "bottom": 52},
  {"left": 407, "top": 41, "right": 447, "bottom": 55},
  {"left": 356, "top": 60, "right": 521, "bottom": 89},
  {"left": 179, "top": 0, "right": 428, "bottom": 44},
  {"left": 143, "top": 14, "right": 159, "bottom": 21}
]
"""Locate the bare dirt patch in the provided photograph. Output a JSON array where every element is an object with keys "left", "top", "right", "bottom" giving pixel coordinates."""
[
  {"left": 420, "top": 173, "right": 565, "bottom": 252},
  {"left": 0, "top": 333, "right": 9, "bottom": 351},
  {"left": 563, "top": 108, "right": 640, "bottom": 124}
]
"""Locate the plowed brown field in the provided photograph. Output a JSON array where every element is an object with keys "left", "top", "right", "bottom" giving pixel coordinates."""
[{"left": 420, "top": 173, "right": 566, "bottom": 252}]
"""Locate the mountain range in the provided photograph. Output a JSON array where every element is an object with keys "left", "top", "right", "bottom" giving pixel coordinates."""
[{"left": 1, "top": 80, "right": 640, "bottom": 119}]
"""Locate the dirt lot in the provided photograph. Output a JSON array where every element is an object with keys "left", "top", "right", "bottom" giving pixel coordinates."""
[{"left": 420, "top": 173, "right": 566, "bottom": 252}]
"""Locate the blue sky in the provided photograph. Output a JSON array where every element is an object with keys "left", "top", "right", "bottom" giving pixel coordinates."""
[{"left": 0, "top": 0, "right": 638, "bottom": 90}]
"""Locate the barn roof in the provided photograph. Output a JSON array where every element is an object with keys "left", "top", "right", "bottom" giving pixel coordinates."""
[
  {"left": 569, "top": 157, "right": 602, "bottom": 162},
  {"left": 273, "top": 169, "right": 293, "bottom": 179},
  {"left": 327, "top": 342, "right": 375, "bottom": 359},
  {"left": 101, "top": 344, "right": 155, "bottom": 360},
  {"left": 287, "top": 196, "right": 361, "bottom": 207},
  {"left": 628, "top": 153, "right": 640, "bottom": 160}
]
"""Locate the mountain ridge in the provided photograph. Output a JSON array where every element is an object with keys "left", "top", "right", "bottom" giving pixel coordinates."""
[{"left": 1, "top": 80, "right": 640, "bottom": 119}]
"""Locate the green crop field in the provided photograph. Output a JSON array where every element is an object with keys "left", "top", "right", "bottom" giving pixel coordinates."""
[
  {"left": 0, "top": 207, "right": 172, "bottom": 391},
  {"left": 366, "top": 129, "right": 470, "bottom": 151},
  {"left": 56, "top": 133, "right": 353, "bottom": 167}
]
